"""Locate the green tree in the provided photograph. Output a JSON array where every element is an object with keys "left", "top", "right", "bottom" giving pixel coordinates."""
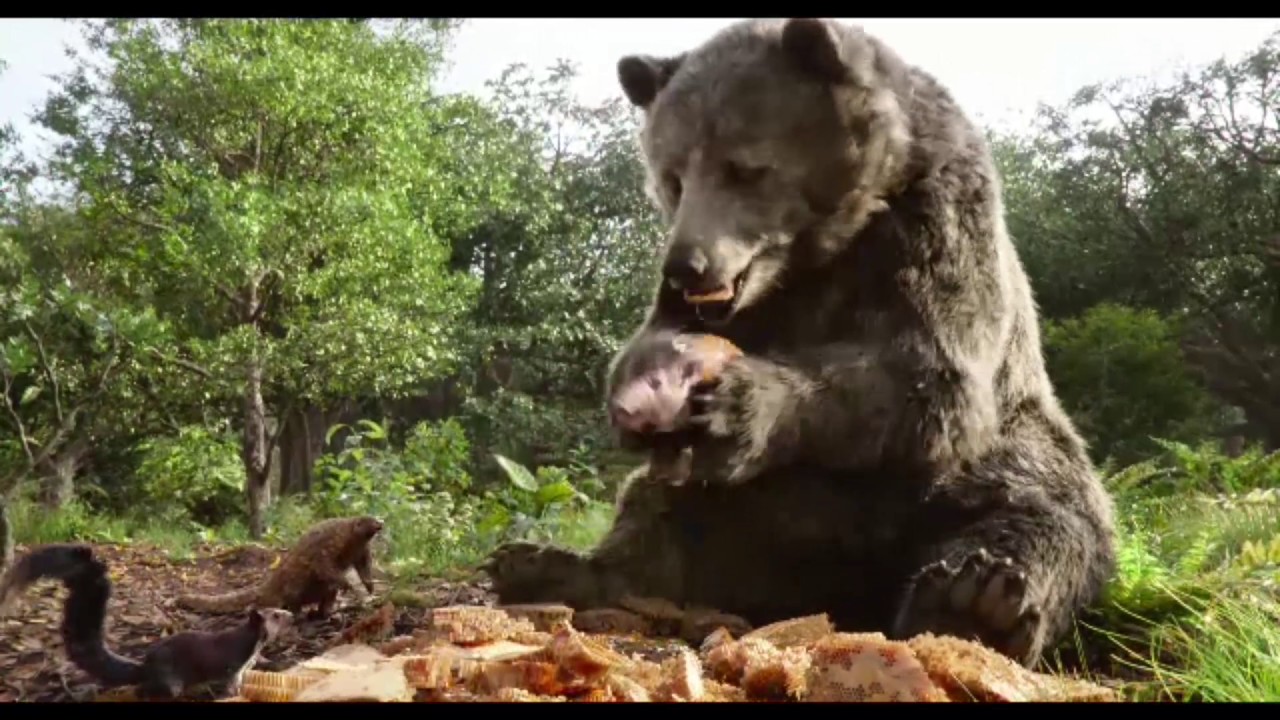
[
  {"left": 445, "top": 61, "right": 664, "bottom": 474},
  {"left": 34, "top": 19, "right": 491, "bottom": 537},
  {"left": 1, "top": 99, "right": 164, "bottom": 568},
  {"left": 994, "top": 30, "right": 1280, "bottom": 447},
  {"left": 1044, "top": 304, "right": 1227, "bottom": 466}
]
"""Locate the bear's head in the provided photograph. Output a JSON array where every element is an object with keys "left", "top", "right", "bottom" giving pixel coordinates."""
[{"left": 617, "top": 18, "right": 912, "bottom": 326}]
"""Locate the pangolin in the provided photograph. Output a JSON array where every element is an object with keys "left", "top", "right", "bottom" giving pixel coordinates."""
[{"left": 177, "top": 515, "right": 383, "bottom": 616}]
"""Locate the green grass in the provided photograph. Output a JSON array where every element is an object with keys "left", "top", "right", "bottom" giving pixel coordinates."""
[
  {"left": 1052, "top": 468, "right": 1280, "bottom": 701},
  {"left": 8, "top": 487, "right": 614, "bottom": 584}
]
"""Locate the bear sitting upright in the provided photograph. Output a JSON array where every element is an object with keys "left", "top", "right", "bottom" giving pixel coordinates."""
[{"left": 482, "top": 17, "right": 1116, "bottom": 669}]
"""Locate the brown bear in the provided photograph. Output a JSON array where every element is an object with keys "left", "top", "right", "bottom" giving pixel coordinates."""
[{"left": 482, "top": 18, "right": 1116, "bottom": 669}]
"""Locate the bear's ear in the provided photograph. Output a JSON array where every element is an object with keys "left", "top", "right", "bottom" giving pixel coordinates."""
[
  {"left": 617, "top": 53, "right": 685, "bottom": 109},
  {"left": 781, "top": 18, "right": 850, "bottom": 84}
]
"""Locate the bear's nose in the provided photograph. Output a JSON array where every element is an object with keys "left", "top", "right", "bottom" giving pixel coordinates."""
[{"left": 663, "top": 246, "right": 709, "bottom": 290}]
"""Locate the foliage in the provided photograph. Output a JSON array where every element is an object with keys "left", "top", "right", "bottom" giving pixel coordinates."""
[
  {"left": 1043, "top": 303, "right": 1228, "bottom": 465},
  {"left": 1059, "top": 438, "right": 1280, "bottom": 698},
  {"left": 486, "top": 452, "right": 607, "bottom": 545},
  {"left": 22, "top": 19, "right": 510, "bottom": 532},
  {"left": 307, "top": 417, "right": 611, "bottom": 576},
  {"left": 134, "top": 423, "right": 245, "bottom": 526},
  {"left": 1, "top": 198, "right": 165, "bottom": 497},
  {"left": 996, "top": 30, "right": 1280, "bottom": 447},
  {"left": 444, "top": 60, "right": 661, "bottom": 476},
  {"left": 313, "top": 419, "right": 474, "bottom": 520}
]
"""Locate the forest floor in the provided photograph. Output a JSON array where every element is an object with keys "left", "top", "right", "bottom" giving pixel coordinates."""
[
  {"left": 6, "top": 475, "right": 1280, "bottom": 702},
  {"left": 0, "top": 540, "right": 495, "bottom": 702}
]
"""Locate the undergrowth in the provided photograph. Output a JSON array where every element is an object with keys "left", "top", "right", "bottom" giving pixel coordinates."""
[
  {"left": 11, "top": 418, "right": 617, "bottom": 579},
  {"left": 1055, "top": 439, "right": 1280, "bottom": 700},
  {"left": 12, "top": 430, "right": 1280, "bottom": 700}
]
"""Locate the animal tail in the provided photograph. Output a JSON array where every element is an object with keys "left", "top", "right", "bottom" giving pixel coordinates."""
[
  {"left": 1, "top": 543, "right": 93, "bottom": 613},
  {"left": 175, "top": 585, "right": 261, "bottom": 614},
  {"left": 1, "top": 544, "right": 142, "bottom": 686}
]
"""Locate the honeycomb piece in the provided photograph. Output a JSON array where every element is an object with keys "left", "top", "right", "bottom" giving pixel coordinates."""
[
  {"left": 497, "top": 603, "right": 575, "bottom": 631},
  {"left": 338, "top": 602, "right": 396, "bottom": 646},
  {"left": 606, "top": 673, "right": 654, "bottom": 702},
  {"left": 469, "top": 660, "right": 565, "bottom": 696},
  {"left": 804, "top": 633, "right": 949, "bottom": 702},
  {"left": 700, "top": 626, "right": 736, "bottom": 656},
  {"left": 400, "top": 648, "right": 482, "bottom": 690},
  {"left": 654, "top": 647, "right": 705, "bottom": 701},
  {"left": 295, "top": 643, "right": 387, "bottom": 672},
  {"left": 741, "top": 613, "right": 834, "bottom": 649},
  {"left": 239, "top": 669, "right": 325, "bottom": 702},
  {"left": 741, "top": 642, "right": 812, "bottom": 701},
  {"left": 702, "top": 635, "right": 776, "bottom": 685},
  {"left": 492, "top": 687, "right": 569, "bottom": 702},
  {"left": 429, "top": 605, "right": 536, "bottom": 645},
  {"left": 573, "top": 686, "right": 617, "bottom": 702},
  {"left": 294, "top": 661, "right": 413, "bottom": 702},
  {"left": 905, "top": 633, "right": 1121, "bottom": 703},
  {"left": 539, "top": 621, "right": 633, "bottom": 683},
  {"left": 510, "top": 630, "right": 554, "bottom": 646}
]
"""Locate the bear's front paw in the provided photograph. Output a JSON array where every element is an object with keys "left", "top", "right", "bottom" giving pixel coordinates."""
[
  {"left": 686, "top": 364, "right": 749, "bottom": 441},
  {"left": 480, "top": 541, "right": 591, "bottom": 606},
  {"left": 893, "top": 548, "right": 1043, "bottom": 666},
  {"left": 685, "top": 361, "right": 768, "bottom": 483}
]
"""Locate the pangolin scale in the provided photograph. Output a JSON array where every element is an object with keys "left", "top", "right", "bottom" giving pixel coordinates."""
[{"left": 177, "top": 516, "right": 383, "bottom": 616}]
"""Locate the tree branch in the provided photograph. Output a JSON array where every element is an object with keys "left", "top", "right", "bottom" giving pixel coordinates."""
[
  {"left": 22, "top": 320, "right": 64, "bottom": 424},
  {"left": 146, "top": 348, "right": 213, "bottom": 379},
  {"left": 0, "top": 370, "right": 38, "bottom": 471}
]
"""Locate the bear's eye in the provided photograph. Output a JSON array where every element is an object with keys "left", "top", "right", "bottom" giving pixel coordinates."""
[{"left": 724, "top": 160, "right": 769, "bottom": 187}]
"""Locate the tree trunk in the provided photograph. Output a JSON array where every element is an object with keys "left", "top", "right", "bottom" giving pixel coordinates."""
[
  {"left": 280, "top": 404, "right": 324, "bottom": 496},
  {"left": 242, "top": 358, "right": 270, "bottom": 540},
  {"left": 38, "top": 435, "right": 89, "bottom": 510},
  {"left": 0, "top": 497, "right": 13, "bottom": 575}
]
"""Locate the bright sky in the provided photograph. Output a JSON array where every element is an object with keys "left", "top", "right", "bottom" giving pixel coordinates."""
[{"left": 3, "top": 17, "right": 1278, "bottom": 161}]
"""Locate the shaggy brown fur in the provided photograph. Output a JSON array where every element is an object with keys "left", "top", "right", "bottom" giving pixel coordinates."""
[{"left": 483, "top": 18, "right": 1115, "bottom": 668}]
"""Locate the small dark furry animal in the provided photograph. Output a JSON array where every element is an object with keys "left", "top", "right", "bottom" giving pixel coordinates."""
[
  {"left": 0, "top": 544, "right": 293, "bottom": 699},
  {"left": 608, "top": 330, "right": 744, "bottom": 485},
  {"left": 484, "top": 18, "right": 1117, "bottom": 669}
]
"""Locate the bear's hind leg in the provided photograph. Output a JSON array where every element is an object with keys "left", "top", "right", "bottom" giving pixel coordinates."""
[{"left": 890, "top": 473, "right": 1115, "bottom": 668}]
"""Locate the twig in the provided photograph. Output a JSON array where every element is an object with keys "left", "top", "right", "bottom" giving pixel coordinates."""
[
  {"left": 0, "top": 370, "right": 38, "bottom": 470},
  {"left": 146, "top": 348, "right": 213, "bottom": 379},
  {"left": 21, "top": 321, "right": 63, "bottom": 424}
]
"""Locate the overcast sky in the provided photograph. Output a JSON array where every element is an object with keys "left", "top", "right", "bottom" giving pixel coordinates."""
[{"left": 3, "top": 17, "right": 1278, "bottom": 160}]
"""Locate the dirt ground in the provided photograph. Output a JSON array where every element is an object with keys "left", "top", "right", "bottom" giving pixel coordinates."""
[{"left": 0, "top": 542, "right": 495, "bottom": 702}]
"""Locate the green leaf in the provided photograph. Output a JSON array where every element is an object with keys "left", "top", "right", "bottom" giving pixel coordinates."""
[
  {"left": 356, "top": 419, "right": 387, "bottom": 441},
  {"left": 18, "top": 385, "right": 42, "bottom": 406},
  {"left": 492, "top": 453, "right": 538, "bottom": 492},
  {"left": 534, "top": 479, "right": 577, "bottom": 507},
  {"left": 325, "top": 423, "right": 351, "bottom": 446}
]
